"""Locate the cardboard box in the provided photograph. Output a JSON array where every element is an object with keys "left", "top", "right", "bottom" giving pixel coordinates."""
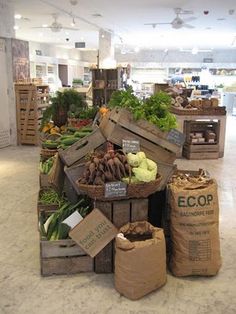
[{"left": 69, "top": 208, "right": 118, "bottom": 258}]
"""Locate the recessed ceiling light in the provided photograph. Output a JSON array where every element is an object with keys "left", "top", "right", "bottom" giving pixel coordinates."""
[
  {"left": 134, "top": 47, "right": 140, "bottom": 53},
  {"left": 80, "top": 36, "right": 84, "bottom": 40},
  {"left": 65, "top": 31, "right": 69, "bottom": 35},
  {"left": 42, "top": 24, "right": 48, "bottom": 28},
  {"left": 101, "top": 34, "right": 105, "bottom": 38},
  {"left": 92, "top": 13, "right": 102, "bottom": 17},
  {"left": 13, "top": 25, "right": 19, "bottom": 30},
  {"left": 14, "top": 14, "right": 22, "bottom": 19},
  {"left": 217, "top": 18, "right": 226, "bottom": 21},
  {"left": 39, "top": 32, "right": 43, "bottom": 37}
]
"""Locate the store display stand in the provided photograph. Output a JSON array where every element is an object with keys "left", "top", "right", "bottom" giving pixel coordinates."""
[{"left": 173, "top": 110, "right": 226, "bottom": 158}]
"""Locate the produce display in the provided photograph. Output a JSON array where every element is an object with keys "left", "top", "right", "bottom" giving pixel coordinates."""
[
  {"left": 108, "top": 87, "right": 177, "bottom": 131},
  {"left": 39, "top": 197, "right": 91, "bottom": 241},
  {"left": 41, "top": 126, "right": 93, "bottom": 150},
  {"left": 39, "top": 188, "right": 65, "bottom": 207},
  {"left": 78, "top": 150, "right": 158, "bottom": 186},
  {"left": 39, "top": 157, "right": 54, "bottom": 174}
]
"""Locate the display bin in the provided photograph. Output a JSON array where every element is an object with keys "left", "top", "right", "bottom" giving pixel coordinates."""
[
  {"left": 40, "top": 238, "right": 94, "bottom": 276},
  {"left": 183, "top": 120, "right": 220, "bottom": 159}
]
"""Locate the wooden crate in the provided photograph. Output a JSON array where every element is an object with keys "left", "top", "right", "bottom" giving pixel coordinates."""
[
  {"left": 59, "top": 127, "right": 106, "bottom": 167},
  {"left": 184, "top": 120, "right": 220, "bottom": 145},
  {"left": 37, "top": 189, "right": 59, "bottom": 214},
  {"left": 15, "top": 83, "right": 49, "bottom": 145},
  {"left": 40, "top": 238, "right": 94, "bottom": 276},
  {"left": 183, "top": 144, "right": 219, "bottom": 159},
  {"left": 39, "top": 173, "right": 51, "bottom": 188},
  {"left": 94, "top": 198, "right": 149, "bottom": 273},
  {"left": 100, "top": 108, "right": 181, "bottom": 156}
]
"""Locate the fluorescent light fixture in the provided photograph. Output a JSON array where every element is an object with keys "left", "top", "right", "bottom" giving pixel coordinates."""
[
  {"left": 42, "top": 24, "right": 48, "bottom": 28},
  {"left": 13, "top": 25, "right": 19, "bottom": 30},
  {"left": 14, "top": 14, "right": 22, "bottom": 19}
]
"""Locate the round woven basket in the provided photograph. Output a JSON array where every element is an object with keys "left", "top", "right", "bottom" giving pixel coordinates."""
[
  {"left": 40, "top": 148, "right": 58, "bottom": 160},
  {"left": 76, "top": 174, "right": 162, "bottom": 201}
]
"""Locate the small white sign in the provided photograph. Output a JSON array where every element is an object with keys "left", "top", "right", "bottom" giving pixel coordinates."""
[{"left": 63, "top": 211, "right": 83, "bottom": 229}]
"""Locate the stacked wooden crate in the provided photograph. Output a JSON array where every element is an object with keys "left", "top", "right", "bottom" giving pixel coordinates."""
[
  {"left": 15, "top": 82, "right": 49, "bottom": 145},
  {"left": 99, "top": 108, "right": 181, "bottom": 190}
]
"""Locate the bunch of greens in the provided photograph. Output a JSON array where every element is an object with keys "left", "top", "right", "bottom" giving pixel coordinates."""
[
  {"left": 143, "top": 92, "right": 177, "bottom": 131},
  {"left": 41, "top": 89, "right": 87, "bottom": 129},
  {"left": 108, "top": 88, "right": 177, "bottom": 132},
  {"left": 39, "top": 197, "right": 91, "bottom": 241}
]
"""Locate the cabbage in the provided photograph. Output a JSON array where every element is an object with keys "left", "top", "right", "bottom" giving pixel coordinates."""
[
  {"left": 146, "top": 158, "right": 157, "bottom": 172},
  {"left": 132, "top": 167, "right": 154, "bottom": 182},
  {"left": 139, "top": 159, "right": 148, "bottom": 169},
  {"left": 127, "top": 153, "right": 140, "bottom": 167},
  {"left": 136, "top": 151, "right": 146, "bottom": 163}
]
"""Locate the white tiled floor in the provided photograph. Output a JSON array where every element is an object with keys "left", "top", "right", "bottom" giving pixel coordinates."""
[{"left": 0, "top": 116, "right": 236, "bottom": 314}]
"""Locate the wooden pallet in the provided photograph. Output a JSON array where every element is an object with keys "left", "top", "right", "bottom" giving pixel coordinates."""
[
  {"left": 40, "top": 238, "right": 94, "bottom": 276},
  {"left": 94, "top": 198, "right": 149, "bottom": 273}
]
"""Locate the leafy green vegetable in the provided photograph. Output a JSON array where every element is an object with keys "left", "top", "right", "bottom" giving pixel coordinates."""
[{"left": 108, "top": 88, "right": 177, "bottom": 132}]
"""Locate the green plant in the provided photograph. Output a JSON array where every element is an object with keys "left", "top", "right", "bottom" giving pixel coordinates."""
[
  {"left": 108, "top": 88, "right": 177, "bottom": 132},
  {"left": 40, "top": 89, "right": 87, "bottom": 128}
]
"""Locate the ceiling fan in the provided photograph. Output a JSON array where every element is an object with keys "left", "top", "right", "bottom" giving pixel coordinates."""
[
  {"left": 144, "top": 8, "right": 196, "bottom": 29},
  {"left": 32, "top": 14, "right": 79, "bottom": 32}
]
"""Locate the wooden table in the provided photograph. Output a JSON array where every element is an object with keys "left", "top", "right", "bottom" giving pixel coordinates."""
[{"left": 173, "top": 112, "right": 227, "bottom": 158}]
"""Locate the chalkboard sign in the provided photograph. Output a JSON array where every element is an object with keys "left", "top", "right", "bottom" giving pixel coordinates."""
[
  {"left": 122, "top": 139, "right": 140, "bottom": 153},
  {"left": 167, "top": 129, "right": 185, "bottom": 147},
  {"left": 105, "top": 181, "right": 127, "bottom": 198}
]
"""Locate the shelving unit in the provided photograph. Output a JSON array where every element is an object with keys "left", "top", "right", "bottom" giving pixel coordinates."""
[
  {"left": 91, "top": 68, "right": 122, "bottom": 106},
  {"left": 15, "top": 82, "right": 49, "bottom": 145}
]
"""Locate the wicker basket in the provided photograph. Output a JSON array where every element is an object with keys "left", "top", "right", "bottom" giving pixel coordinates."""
[
  {"left": 40, "top": 148, "right": 58, "bottom": 160},
  {"left": 76, "top": 174, "right": 162, "bottom": 201}
]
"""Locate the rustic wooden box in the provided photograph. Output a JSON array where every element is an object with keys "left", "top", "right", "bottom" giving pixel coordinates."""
[
  {"left": 39, "top": 173, "right": 51, "bottom": 188},
  {"left": 37, "top": 189, "right": 59, "bottom": 215},
  {"left": 100, "top": 108, "right": 180, "bottom": 159},
  {"left": 94, "top": 198, "right": 149, "bottom": 273},
  {"left": 40, "top": 238, "right": 94, "bottom": 276},
  {"left": 184, "top": 120, "right": 220, "bottom": 145},
  {"left": 59, "top": 127, "right": 106, "bottom": 167},
  {"left": 183, "top": 144, "right": 219, "bottom": 160}
]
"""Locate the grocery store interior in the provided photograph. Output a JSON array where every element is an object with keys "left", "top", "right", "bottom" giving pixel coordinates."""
[{"left": 1, "top": 0, "right": 236, "bottom": 313}]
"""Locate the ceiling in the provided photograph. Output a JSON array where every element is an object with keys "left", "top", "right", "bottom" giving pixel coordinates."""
[{"left": 12, "top": 0, "right": 236, "bottom": 52}]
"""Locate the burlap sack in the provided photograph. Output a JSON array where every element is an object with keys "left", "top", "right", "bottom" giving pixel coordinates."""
[
  {"left": 169, "top": 179, "right": 221, "bottom": 276},
  {"left": 114, "top": 221, "right": 166, "bottom": 300}
]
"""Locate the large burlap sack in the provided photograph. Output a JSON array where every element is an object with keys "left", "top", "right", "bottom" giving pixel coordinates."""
[
  {"left": 169, "top": 178, "right": 221, "bottom": 276},
  {"left": 114, "top": 221, "right": 166, "bottom": 300}
]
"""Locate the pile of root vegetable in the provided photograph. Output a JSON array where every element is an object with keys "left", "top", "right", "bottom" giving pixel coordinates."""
[
  {"left": 78, "top": 150, "right": 158, "bottom": 185},
  {"left": 79, "top": 150, "right": 131, "bottom": 185}
]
